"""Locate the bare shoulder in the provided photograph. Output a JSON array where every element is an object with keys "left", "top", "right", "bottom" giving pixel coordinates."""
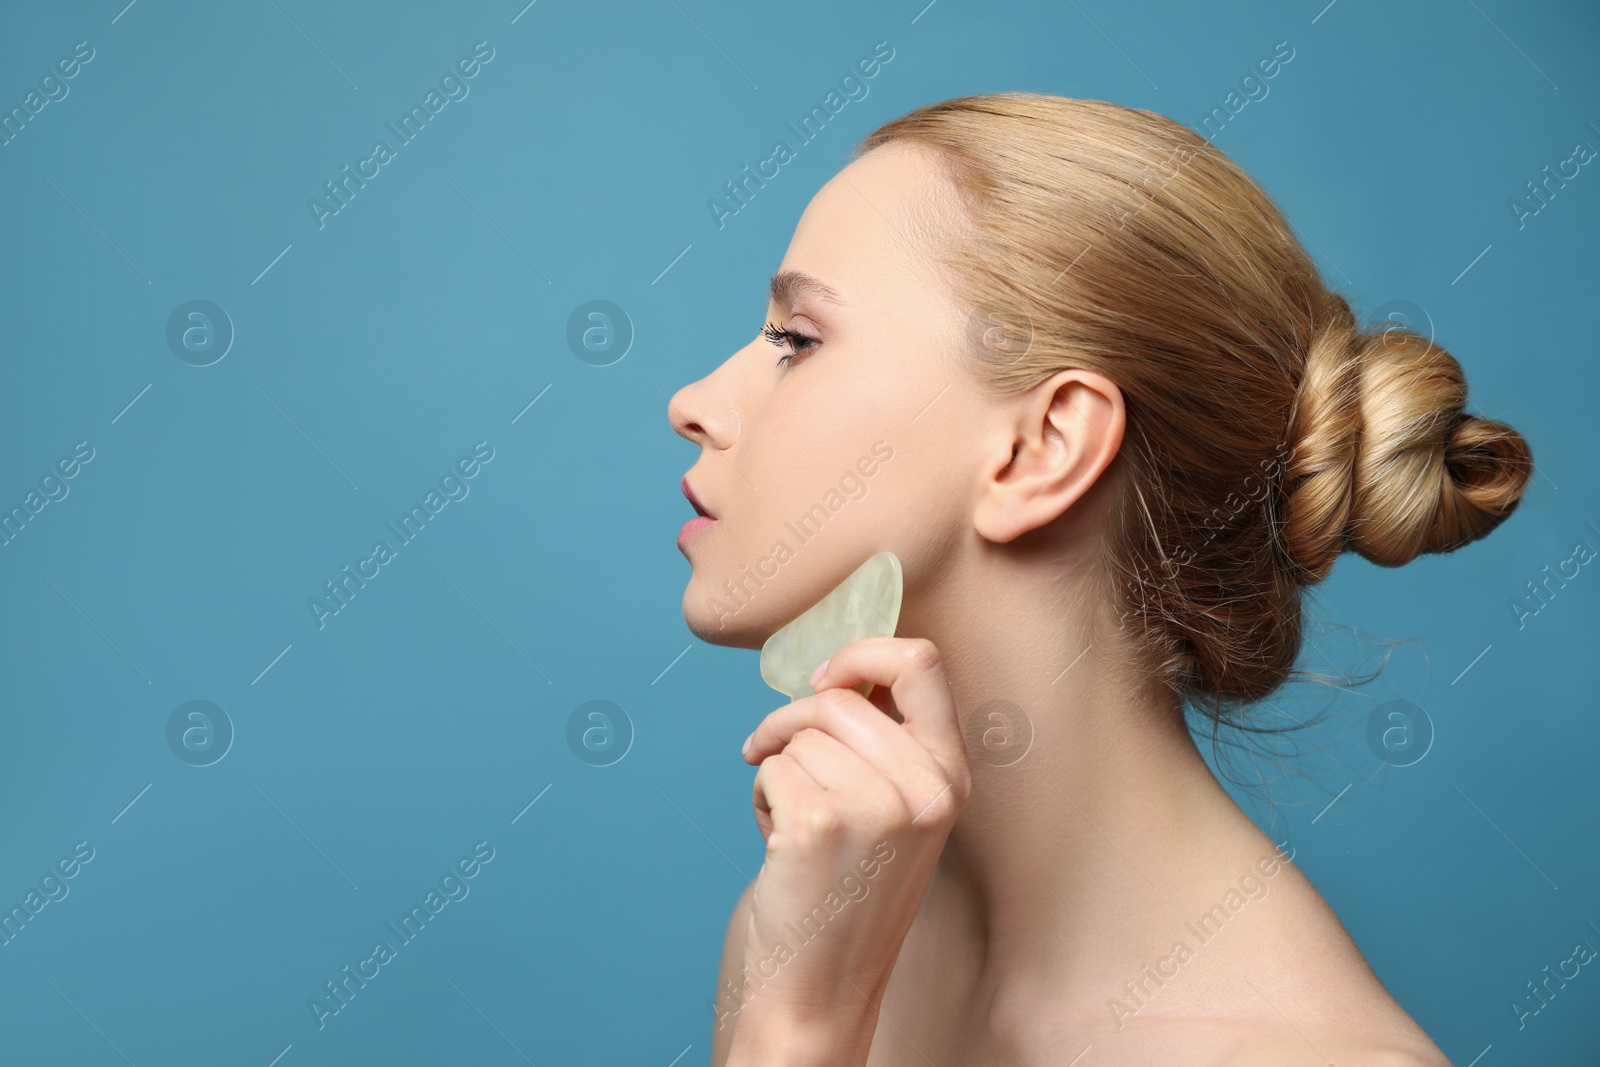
[
  {"left": 1219, "top": 1019, "right": 1452, "bottom": 1067},
  {"left": 1197, "top": 842, "right": 1453, "bottom": 1065},
  {"left": 710, "top": 881, "right": 755, "bottom": 1067},
  {"left": 1099, "top": 1010, "right": 1452, "bottom": 1067}
]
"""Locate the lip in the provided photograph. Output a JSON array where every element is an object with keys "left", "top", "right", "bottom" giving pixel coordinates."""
[
  {"left": 679, "top": 475, "right": 718, "bottom": 544},
  {"left": 678, "top": 515, "right": 717, "bottom": 542},
  {"left": 681, "top": 475, "right": 716, "bottom": 520}
]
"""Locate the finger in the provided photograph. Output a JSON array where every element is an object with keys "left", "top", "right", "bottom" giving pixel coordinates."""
[
  {"left": 780, "top": 727, "right": 910, "bottom": 821},
  {"left": 865, "top": 682, "right": 902, "bottom": 724},
  {"left": 751, "top": 749, "right": 825, "bottom": 830},
  {"left": 812, "top": 637, "right": 967, "bottom": 780},
  {"left": 744, "top": 689, "right": 944, "bottom": 795}
]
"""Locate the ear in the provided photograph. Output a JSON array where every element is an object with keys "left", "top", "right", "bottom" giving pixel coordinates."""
[{"left": 973, "top": 368, "right": 1124, "bottom": 544}]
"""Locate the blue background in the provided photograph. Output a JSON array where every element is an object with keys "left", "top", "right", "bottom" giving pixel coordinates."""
[{"left": 1, "top": 0, "right": 1596, "bottom": 1063}]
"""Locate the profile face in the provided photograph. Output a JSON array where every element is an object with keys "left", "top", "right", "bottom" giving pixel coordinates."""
[{"left": 668, "top": 142, "right": 988, "bottom": 649}]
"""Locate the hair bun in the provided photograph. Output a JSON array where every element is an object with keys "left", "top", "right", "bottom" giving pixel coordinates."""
[{"left": 1279, "top": 308, "right": 1533, "bottom": 583}]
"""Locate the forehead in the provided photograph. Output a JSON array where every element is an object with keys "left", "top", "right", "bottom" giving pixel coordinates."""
[{"left": 779, "top": 142, "right": 958, "bottom": 305}]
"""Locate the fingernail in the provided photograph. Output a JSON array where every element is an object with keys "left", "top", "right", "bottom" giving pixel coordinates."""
[
  {"left": 809, "top": 657, "right": 831, "bottom": 689},
  {"left": 741, "top": 731, "right": 754, "bottom": 758}
]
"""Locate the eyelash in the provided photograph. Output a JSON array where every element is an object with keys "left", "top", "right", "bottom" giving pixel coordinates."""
[{"left": 761, "top": 320, "right": 819, "bottom": 367}]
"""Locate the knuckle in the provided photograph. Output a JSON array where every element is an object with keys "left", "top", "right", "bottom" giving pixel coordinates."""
[
  {"left": 913, "top": 782, "right": 962, "bottom": 829},
  {"left": 816, "top": 687, "right": 859, "bottom": 718},
  {"left": 825, "top": 694, "right": 876, "bottom": 735},
  {"left": 867, "top": 788, "right": 911, "bottom": 831},
  {"left": 790, "top": 725, "right": 828, "bottom": 749},
  {"left": 910, "top": 765, "right": 950, "bottom": 804},
  {"left": 756, "top": 750, "right": 792, "bottom": 776},
  {"left": 750, "top": 754, "right": 775, "bottom": 788},
  {"left": 801, "top": 802, "right": 845, "bottom": 841}
]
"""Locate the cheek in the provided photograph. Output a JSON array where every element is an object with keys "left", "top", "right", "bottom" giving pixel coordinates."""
[
  {"left": 743, "top": 361, "right": 947, "bottom": 534},
  {"left": 739, "top": 383, "right": 855, "bottom": 497}
]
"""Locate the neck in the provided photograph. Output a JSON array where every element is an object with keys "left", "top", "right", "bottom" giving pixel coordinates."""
[{"left": 897, "top": 528, "right": 1285, "bottom": 1018}]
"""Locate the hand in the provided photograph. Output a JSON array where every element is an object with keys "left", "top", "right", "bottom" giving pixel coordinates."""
[{"left": 728, "top": 636, "right": 972, "bottom": 1064}]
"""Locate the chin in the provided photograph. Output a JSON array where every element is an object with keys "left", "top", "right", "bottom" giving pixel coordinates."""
[
  {"left": 680, "top": 587, "right": 767, "bottom": 650},
  {"left": 679, "top": 564, "right": 818, "bottom": 652}
]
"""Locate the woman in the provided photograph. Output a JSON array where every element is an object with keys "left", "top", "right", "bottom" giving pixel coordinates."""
[{"left": 668, "top": 93, "right": 1530, "bottom": 1066}]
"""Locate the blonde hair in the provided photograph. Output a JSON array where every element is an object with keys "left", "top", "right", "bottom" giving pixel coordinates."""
[{"left": 857, "top": 93, "right": 1532, "bottom": 724}]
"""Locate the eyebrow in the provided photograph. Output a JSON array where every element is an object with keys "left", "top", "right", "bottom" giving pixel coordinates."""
[{"left": 769, "top": 270, "right": 847, "bottom": 309}]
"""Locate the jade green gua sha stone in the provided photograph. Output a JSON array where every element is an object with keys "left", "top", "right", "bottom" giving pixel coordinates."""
[{"left": 759, "top": 550, "right": 904, "bottom": 702}]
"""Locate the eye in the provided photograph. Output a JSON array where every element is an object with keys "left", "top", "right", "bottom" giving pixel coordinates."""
[{"left": 761, "top": 320, "right": 819, "bottom": 367}]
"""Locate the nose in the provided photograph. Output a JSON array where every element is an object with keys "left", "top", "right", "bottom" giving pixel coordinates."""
[{"left": 668, "top": 367, "right": 739, "bottom": 451}]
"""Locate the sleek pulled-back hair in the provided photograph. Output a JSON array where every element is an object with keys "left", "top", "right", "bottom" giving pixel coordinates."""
[{"left": 857, "top": 93, "right": 1532, "bottom": 729}]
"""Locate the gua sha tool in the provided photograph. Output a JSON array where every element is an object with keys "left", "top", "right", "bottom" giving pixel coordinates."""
[{"left": 759, "top": 550, "right": 904, "bottom": 702}]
